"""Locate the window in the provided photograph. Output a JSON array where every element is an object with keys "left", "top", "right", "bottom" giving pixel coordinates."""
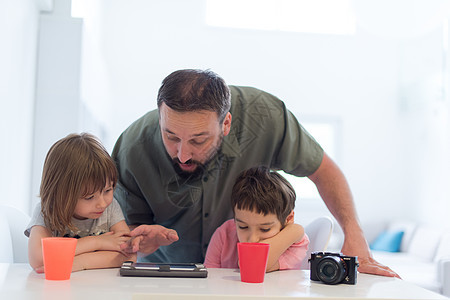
[
  {"left": 278, "top": 119, "right": 341, "bottom": 200},
  {"left": 206, "top": 0, "right": 356, "bottom": 35}
]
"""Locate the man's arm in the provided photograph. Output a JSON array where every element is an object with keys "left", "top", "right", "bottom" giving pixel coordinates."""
[{"left": 308, "top": 152, "right": 399, "bottom": 277}]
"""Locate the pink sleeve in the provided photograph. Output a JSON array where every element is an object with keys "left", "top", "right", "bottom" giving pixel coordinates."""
[
  {"left": 278, "top": 234, "right": 310, "bottom": 270},
  {"left": 204, "top": 226, "right": 225, "bottom": 268},
  {"left": 204, "top": 219, "right": 239, "bottom": 269}
]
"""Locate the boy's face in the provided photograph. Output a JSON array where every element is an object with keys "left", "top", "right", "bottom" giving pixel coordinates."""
[
  {"left": 234, "top": 208, "right": 283, "bottom": 243},
  {"left": 73, "top": 181, "right": 114, "bottom": 220}
]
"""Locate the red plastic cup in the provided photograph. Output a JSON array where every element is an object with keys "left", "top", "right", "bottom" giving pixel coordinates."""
[
  {"left": 237, "top": 242, "right": 270, "bottom": 283},
  {"left": 42, "top": 237, "right": 77, "bottom": 280}
]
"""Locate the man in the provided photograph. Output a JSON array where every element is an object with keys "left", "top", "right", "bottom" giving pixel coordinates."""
[{"left": 114, "top": 69, "right": 397, "bottom": 277}]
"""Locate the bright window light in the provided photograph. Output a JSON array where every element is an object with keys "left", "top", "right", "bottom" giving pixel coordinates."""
[
  {"left": 71, "top": 0, "right": 88, "bottom": 19},
  {"left": 206, "top": 0, "right": 356, "bottom": 35},
  {"left": 278, "top": 121, "right": 340, "bottom": 200}
]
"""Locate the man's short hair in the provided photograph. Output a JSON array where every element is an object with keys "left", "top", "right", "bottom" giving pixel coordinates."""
[
  {"left": 157, "top": 69, "right": 231, "bottom": 122},
  {"left": 231, "top": 166, "right": 296, "bottom": 224}
]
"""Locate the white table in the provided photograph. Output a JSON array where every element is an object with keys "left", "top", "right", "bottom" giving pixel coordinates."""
[{"left": 0, "top": 263, "right": 446, "bottom": 300}]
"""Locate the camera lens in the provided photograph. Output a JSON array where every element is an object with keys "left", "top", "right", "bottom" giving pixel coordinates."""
[{"left": 317, "top": 256, "right": 347, "bottom": 284}]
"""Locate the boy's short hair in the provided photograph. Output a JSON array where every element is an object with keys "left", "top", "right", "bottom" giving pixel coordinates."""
[{"left": 231, "top": 166, "right": 296, "bottom": 224}]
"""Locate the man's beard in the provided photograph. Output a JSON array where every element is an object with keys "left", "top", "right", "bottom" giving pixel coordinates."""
[{"left": 171, "top": 133, "right": 224, "bottom": 179}]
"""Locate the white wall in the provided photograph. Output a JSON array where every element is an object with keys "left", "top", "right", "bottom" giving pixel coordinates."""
[
  {"left": 2, "top": 0, "right": 450, "bottom": 231},
  {"left": 77, "top": 0, "right": 450, "bottom": 230},
  {"left": 0, "top": 0, "right": 40, "bottom": 214},
  {"left": 31, "top": 0, "right": 83, "bottom": 209}
]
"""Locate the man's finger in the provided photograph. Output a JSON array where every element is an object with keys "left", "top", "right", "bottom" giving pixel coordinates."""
[
  {"left": 168, "top": 231, "right": 179, "bottom": 242},
  {"left": 132, "top": 236, "right": 143, "bottom": 252},
  {"left": 357, "top": 258, "right": 401, "bottom": 278},
  {"left": 129, "top": 226, "right": 146, "bottom": 237},
  {"left": 359, "top": 264, "right": 400, "bottom": 278}
]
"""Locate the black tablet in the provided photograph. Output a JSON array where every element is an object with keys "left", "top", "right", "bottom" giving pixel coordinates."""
[{"left": 119, "top": 261, "right": 208, "bottom": 278}]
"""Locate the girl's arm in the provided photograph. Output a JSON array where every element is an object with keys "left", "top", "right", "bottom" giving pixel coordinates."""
[
  {"left": 74, "top": 220, "right": 131, "bottom": 255},
  {"left": 28, "top": 225, "right": 52, "bottom": 271},
  {"left": 71, "top": 220, "right": 135, "bottom": 272},
  {"left": 110, "top": 220, "right": 131, "bottom": 234},
  {"left": 29, "top": 220, "right": 134, "bottom": 273},
  {"left": 72, "top": 250, "right": 137, "bottom": 272},
  {"left": 260, "top": 223, "right": 305, "bottom": 272}
]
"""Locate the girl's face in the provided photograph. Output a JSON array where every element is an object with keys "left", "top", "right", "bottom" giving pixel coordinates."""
[
  {"left": 234, "top": 208, "right": 283, "bottom": 243},
  {"left": 73, "top": 181, "right": 114, "bottom": 220}
]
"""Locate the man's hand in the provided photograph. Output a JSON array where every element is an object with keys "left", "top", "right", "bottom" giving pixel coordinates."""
[
  {"left": 341, "top": 234, "right": 400, "bottom": 278},
  {"left": 120, "top": 225, "right": 179, "bottom": 255},
  {"left": 309, "top": 153, "right": 400, "bottom": 278}
]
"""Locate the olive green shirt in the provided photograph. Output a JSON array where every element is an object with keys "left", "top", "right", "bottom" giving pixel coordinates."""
[{"left": 112, "top": 86, "right": 324, "bottom": 263}]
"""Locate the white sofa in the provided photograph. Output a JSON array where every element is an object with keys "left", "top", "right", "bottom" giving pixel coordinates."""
[{"left": 362, "top": 220, "right": 450, "bottom": 297}]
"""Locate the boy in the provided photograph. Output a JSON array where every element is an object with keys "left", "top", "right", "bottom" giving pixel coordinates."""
[{"left": 204, "top": 166, "right": 308, "bottom": 272}]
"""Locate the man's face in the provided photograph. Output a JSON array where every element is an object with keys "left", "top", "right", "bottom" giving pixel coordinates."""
[{"left": 159, "top": 103, "right": 231, "bottom": 176}]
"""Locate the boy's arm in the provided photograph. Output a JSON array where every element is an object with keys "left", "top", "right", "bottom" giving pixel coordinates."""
[
  {"left": 72, "top": 251, "right": 137, "bottom": 272},
  {"left": 28, "top": 225, "right": 52, "bottom": 271},
  {"left": 260, "top": 223, "right": 304, "bottom": 272},
  {"left": 204, "top": 227, "right": 225, "bottom": 268}
]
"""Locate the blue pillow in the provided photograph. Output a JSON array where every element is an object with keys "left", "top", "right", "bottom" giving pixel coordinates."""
[{"left": 370, "top": 230, "right": 404, "bottom": 252}]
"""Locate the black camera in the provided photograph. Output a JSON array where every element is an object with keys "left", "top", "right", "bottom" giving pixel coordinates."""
[{"left": 309, "top": 251, "right": 358, "bottom": 285}]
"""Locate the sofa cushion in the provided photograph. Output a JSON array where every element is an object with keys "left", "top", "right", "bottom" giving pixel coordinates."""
[
  {"left": 370, "top": 230, "right": 404, "bottom": 252},
  {"left": 387, "top": 221, "right": 416, "bottom": 252},
  {"left": 407, "top": 226, "right": 442, "bottom": 261},
  {"left": 435, "top": 233, "right": 450, "bottom": 263},
  {"left": 372, "top": 251, "right": 441, "bottom": 294}
]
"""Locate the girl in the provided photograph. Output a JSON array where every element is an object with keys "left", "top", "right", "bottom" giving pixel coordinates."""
[{"left": 26, "top": 133, "right": 136, "bottom": 272}]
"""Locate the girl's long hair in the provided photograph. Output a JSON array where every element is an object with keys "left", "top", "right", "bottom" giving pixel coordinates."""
[{"left": 39, "top": 133, "right": 118, "bottom": 235}]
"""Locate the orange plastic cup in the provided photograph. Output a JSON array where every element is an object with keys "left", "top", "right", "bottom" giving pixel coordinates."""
[
  {"left": 42, "top": 237, "right": 77, "bottom": 280},
  {"left": 237, "top": 242, "right": 270, "bottom": 283}
]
